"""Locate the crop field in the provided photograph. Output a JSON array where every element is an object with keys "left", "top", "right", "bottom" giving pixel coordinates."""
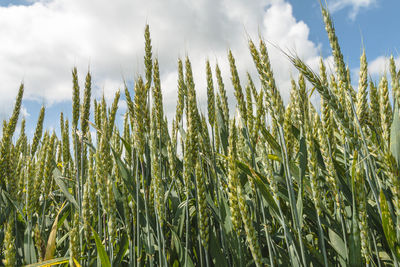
[{"left": 1, "top": 3, "right": 400, "bottom": 267}]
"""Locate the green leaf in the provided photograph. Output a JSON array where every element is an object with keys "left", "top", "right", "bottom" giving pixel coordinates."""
[
  {"left": 116, "top": 134, "right": 132, "bottom": 159},
  {"left": 111, "top": 146, "right": 132, "bottom": 190},
  {"left": 349, "top": 151, "right": 362, "bottom": 267},
  {"left": 171, "top": 229, "right": 194, "bottom": 267},
  {"left": 328, "top": 229, "right": 347, "bottom": 261},
  {"left": 113, "top": 233, "right": 129, "bottom": 265},
  {"left": 1, "top": 189, "right": 26, "bottom": 223},
  {"left": 209, "top": 229, "right": 228, "bottom": 267},
  {"left": 261, "top": 127, "right": 281, "bottom": 155},
  {"left": 220, "top": 192, "right": 233, "bottom": 236},
  {"left": 91, "top": 225, "right": 111, "bottom": 267},
  {"left": 296, "top": 189, "right": 303, "bottom": 229},
  {"left": 52, "top": 168, "right": 78, "bottom": 209},
  {"left": 24, "top": 223, "right": 37, "bottom": 264},
  {"left": 390, "top": 99, "right": 400, "bottom": 168},
  {"left": 234, "top": 160, "right": 280, "bottom": 217},
  {"left": 297, "top": 134, "right": 307, "bottom": 229},
  {"left": 83, "top": 137, "right": 97, "bottom": 153},
  {"left": 289, "top": 244, "right": 301, "bottom": 267},
  {"left": 380, "top": 190, "right": 400, "bottom": 261}
]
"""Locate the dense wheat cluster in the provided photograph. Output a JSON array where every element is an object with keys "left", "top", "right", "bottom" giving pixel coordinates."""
[{"left": 1, "top": 5, "right": 400, "bottom": 267}]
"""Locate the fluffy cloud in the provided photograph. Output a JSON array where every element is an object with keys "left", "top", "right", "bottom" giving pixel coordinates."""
[
  {"left": 368, "top": 56, "right": 388, "bottom": 75},
  {"left": 368, "top": 55, "right": 400, "bottom": 79},
  {"left": 0, "top": 0, "right": 327, "bottom": 121},
  {"left": 328, "top": 0, "right": 376, "bottom": 19}
]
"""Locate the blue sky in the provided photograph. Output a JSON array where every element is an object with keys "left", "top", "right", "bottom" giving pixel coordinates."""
[
  {"left": 290, "top": 0, "right": 400, "bottom": 67},
  {"left": 0, "top": 0, "right": 398, "bottom": 137},
  {"left": 0, "top": 0, "right": 32, "bottom": 5}
]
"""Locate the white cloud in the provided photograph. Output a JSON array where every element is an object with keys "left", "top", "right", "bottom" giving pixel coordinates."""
[
  {"left": 368, "top": 56, "right": 388, "bottom": 75},
  {"left": 368, "top": 55, "right": 400, "bottom": 79},
  {"left": 328, "top": 0, "right": 376, "bottom": 19},
  {"left": 0, "top": 0, "right": 327, "bottom": 121}
]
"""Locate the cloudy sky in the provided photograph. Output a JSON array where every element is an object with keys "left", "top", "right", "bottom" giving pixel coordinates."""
[{"left": 0, "top": 0, "right": 398, "bottom": 136}]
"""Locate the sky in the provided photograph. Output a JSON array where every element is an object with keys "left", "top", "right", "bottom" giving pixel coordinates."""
[{"left": 0, "top": 0, "right": 399, "bottom": 137}]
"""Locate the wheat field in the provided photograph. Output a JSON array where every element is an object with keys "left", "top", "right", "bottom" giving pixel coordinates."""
[{"left": 1, "top": 4, "right": 400, "bottom": 267}]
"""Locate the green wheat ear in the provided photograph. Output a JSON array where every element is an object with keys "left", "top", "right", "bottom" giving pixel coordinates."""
[
  {"left": 356, "top": 50, "right": 368, "bottom": 127},
  {"left": 81, "top": 70, "right": 91, "bottom": 136},
  {"left": 134, "top": 77, "right": 147, "bottom": 157},
  {"left": 206, "top": 60, "right": 215, "bottom": 128},
  {"left": 72, "top": 67, "right": 80, "bottom": 131},
  {"left": 31, "top": 106, "right": 45, "bottom": 157},
  {"left": 215, "top": 63, "right": 229, "bottom": 124},
  {"left": 228, "top": 50, "right": 247, "bottom": 124},
  {"left": 2, "top": 215, "right": 16, "bottom": 267},
  {"left": 7, "top": 83, "right": 24, "bottom": 139},
  {"left": 227, "top": 119, "right": 242, "bottom": 233}
]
